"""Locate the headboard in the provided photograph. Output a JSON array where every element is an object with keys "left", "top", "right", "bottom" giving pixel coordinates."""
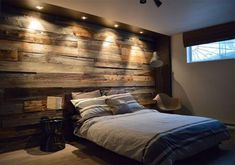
[{"left": 63, "top": 93, "right": 77, "bottom": 140}]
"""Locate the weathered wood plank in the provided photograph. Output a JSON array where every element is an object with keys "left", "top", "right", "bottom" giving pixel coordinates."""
[
  {"left": 0, "top": 39, "right": 152, "bottom": 64},
  {"left": 0, "top": 110, "right": 62, "bottom": 128},
  {"left": 0, "top": 39, "right": 79, "bottom": 57},
  {"left": 47, "top": 54, "right": 94, "bottom": 66},
  {"left": 0, "top": 125, "right": 41, "bottom": 140},
  {"left": 0, "top": 11, "right": 75, "bottom": 36},
  {"left": 18, "top": 52, "right": 47, "bottom": 63},
  {"left": 0, "top": 48, "right": 18, "bottom": 61},
  {"left": 0, "top": 73, "right": 154, "bottom": 88},
  {"left": 0, "top": 73, "right": 153, "bottom": 83},
  {"left": 0, "top": 11, "right": 155, "bottom": 52},
  {"left": 0, "top": 11, "right": 156, "bottom": 49},
  {"left": 0, "top": 61, "right": 151, "bottom": 75},
  {"left": 3, "top": 87, "right": 155, "bottom": 101},
  {"left": 23, "top": 100, "right": 47, "bottom": 113},
  {"left": 0, "top": 89, "right": 4, "bottom": 103},
  {"left": 18, "top": 52, "right": 95, "bottom": 66},
  {"left": 0, "top": 103, "right": 23, "bottom": 115},
  {"left": 0, "top": 25, "right": 78, "bottom": 47},
  {"left": 72, "top": 24, "right": 93, "bottom": 38},
  {"left": 0, "top": 25, "right": 154, "bottom": 57},
  {"left": 18, "top": 52, "right": 151, "bottom": 70},
  {"left": 91, "top": 28, "right": 156, "bottom": 50},
  {"left": 0, "top": 61, "right": 90, "bottom": 74},
  {"left": 94, "top": 59, "right": 150, "bottom": 70},
  {"left": 77, "top": 49, "right": 152, "bottom": 64}
]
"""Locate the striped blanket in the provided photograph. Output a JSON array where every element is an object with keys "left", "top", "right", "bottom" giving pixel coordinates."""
[{"left": 75, "top": 109, "right": 230, "bottom": 165}]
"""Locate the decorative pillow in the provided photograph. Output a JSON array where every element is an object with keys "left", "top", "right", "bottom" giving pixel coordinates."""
[
  {"left": 71, "top": 96, "right": 112, "bottom": 120},
  {"left": 106, "top": 93, "right": 144, "bottom": 115},
  {"left": 71, "top": 90, "right": 101, "bottom": 100}
]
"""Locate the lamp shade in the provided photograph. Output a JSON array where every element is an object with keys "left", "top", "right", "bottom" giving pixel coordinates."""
[
  {"left": 150, "top": 51, "right": 163, "bottom": 68},
  {"left": 47, "top": 96, "right": 63, "bottom": 110}
]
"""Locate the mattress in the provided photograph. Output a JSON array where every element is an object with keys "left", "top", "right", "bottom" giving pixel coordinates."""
[{"left": 74, "top": 109, "right": 230, "bottom": 165}]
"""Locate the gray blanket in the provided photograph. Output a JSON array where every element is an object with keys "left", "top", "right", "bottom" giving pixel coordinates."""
[{"left": 74, "top": 109, "right": 230, "bottom": 165}]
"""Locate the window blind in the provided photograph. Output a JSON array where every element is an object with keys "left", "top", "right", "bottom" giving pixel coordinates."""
[{"left": 183, "top": 22, "right": 235, "bottom": 47}]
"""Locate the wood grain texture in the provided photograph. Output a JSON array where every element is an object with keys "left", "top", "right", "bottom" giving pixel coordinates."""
[
  {"left": 0, "top": 125, "right": 41, "bottom": 140},
  {"left": 0, "top": 110, "right": 62, "bottom": 128},
  {"left": 23, "top": 100, "right": 47, "bottom": 112},
  {"left": 0, "top": 5, "right": 171, "bottom": 153},
  {"left": 0, "top": 73, "right": 154, "bottom": 88},
  {"left": 0, "top": 103, "right": 23, "bottom": 115},
  {"left": 0, "top": 48, "right": 18, "bottom": 61}
]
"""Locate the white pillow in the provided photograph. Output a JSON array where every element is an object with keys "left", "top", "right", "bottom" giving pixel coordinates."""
[
  {"left": 71, "top": 96, "right": 107, "bottom": 108},
  {"left": 71, "top": 96, "right": 112, "bottom": 120}
]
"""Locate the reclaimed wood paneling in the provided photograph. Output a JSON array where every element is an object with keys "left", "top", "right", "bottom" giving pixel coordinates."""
[
  {"left": 23, "top": 100, "right": 47, "bottom": 113},
  {"left": 0, "top": 103, "right": 23, "bottom": 115},
  {"left": 0, "top": 4, "right": 171, "bottom": 153},
  {"left": 0, "top": 49, "right": 18, "bottom": 61},
  {"left": 0, "top": 39, "right": 152, "bottom": 64},
  {"left": 0, "top": 25, "right": 78, "bottom": 47},
  {"left": 0, "top": 125, "right": 41, "bottom": 140},
  {"left": 0, "top": 110, "right": 63, "bottom": 128},
  {"left": 0, "top": 73, "right": 154, "bottom": 88}
]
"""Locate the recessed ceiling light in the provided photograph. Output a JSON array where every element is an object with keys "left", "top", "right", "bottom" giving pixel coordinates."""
[
  {"left": 114, "top": 24, "right": 119, "bottom": 28},
  {"left": 140, "top": 0, "right": 147, "bottom": 4},
  {"left": 36, "top": 6, "right": 44, "bottom": 10},
  {"left": 140, "top": 31, "right": 144, "bottom": 34},
  {"left": 81, "top": 16, "right": 87, "bottom": 20}
]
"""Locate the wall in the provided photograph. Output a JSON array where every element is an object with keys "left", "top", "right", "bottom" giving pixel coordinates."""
[
  {"left": 0, "top": 5, "right": 171, "bottom": 152},
  {"left": 172, "top": 33, "right": 235, "bottom": 124}
]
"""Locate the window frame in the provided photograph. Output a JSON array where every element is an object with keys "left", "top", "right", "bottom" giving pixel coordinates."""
[{"left": 186, "top": 39, "right": 235, "bottom": 63}]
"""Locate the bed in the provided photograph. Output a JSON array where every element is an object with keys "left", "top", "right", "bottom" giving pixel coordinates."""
[{"left": 64, "top": 92, "right": 230, "bottom": 165}]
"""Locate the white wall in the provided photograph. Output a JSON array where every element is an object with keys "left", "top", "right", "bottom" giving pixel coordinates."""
[{"left": 171, "top": 34, "right": 235, "bottom": 124}]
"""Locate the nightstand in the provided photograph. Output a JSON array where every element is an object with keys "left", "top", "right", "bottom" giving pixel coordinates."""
[{"left": 40, "top": 117, "right": 65, "bottom": 152}]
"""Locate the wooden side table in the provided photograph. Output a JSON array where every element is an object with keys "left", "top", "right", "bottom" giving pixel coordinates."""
[{"left": 40, "top": 117, "right": 65, "bottom": 152}]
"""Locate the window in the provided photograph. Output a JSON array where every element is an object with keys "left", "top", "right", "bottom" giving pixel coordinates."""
[{"left": 187, "top": 39, "right": 235, "bottom": 63}]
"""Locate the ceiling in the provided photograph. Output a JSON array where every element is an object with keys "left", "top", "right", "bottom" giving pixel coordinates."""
[{"left": 37, "top": 0, "right": 235, "bottom": 35}]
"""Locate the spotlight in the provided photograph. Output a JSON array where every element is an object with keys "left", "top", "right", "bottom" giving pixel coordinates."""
[
  {"left": 114, "top": 24, "right": 119, "bottom": 28},
  {"left": 154, "top": 0, "right": 162, "bottom": 7},
  {"left": 140, "top": 0, "right": 147, "bottom": 4},
  {"left": 36, "top": 6, "right": 43, "bottom": 10},
  {"left": 81, "top": 16, "right": 87, "bottom": 20},
  {"left": 140, "top": 31, "right": 143, "bottom": 34}
]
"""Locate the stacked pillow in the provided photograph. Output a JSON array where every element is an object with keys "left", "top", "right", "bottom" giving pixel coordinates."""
[
  {"left": 105, "top": 93, "right": 144, "bottom": 115},
  {"left": 71, "top": 90, "right": 144, "bottom": 120},
  {"left": 71, "top": 96, "right": 112, "bottom": 121},
  {"left": 72, "top": 90, "right": 101, "bottom": 100}
]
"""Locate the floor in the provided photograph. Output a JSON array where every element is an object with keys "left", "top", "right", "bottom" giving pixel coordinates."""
[{"left": 0, "top": 130, "right": 235, "bottom": 165}]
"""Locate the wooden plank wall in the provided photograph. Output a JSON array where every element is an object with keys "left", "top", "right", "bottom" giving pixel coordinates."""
[{"left": 0, "top": 5, "right": 170, "bottom": 153}]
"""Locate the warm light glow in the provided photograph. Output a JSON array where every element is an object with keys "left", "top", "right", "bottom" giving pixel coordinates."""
[
  {"left": 81, "top": 16, "right": 87, "bottom": 20},
  {"left": 36, "top": 6, "right": 44, "bottom": 10},
  {"left": 140, "top": 31, "right": 143, "bottom": 34},
  {"left": 129, "top": 36, "right": 141, "bottom": 46},
  {"left": 130, "top": 45, "right": 142, "bottom": 55},
  {"left": 28, "top": 18, "right": 44, "bottom": 32},
  {"left": 114, "top": 24, "right": 119, "bottom": 28},
  {"left": 103, "top": 35, "right": 114, "bottom": 47}
]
